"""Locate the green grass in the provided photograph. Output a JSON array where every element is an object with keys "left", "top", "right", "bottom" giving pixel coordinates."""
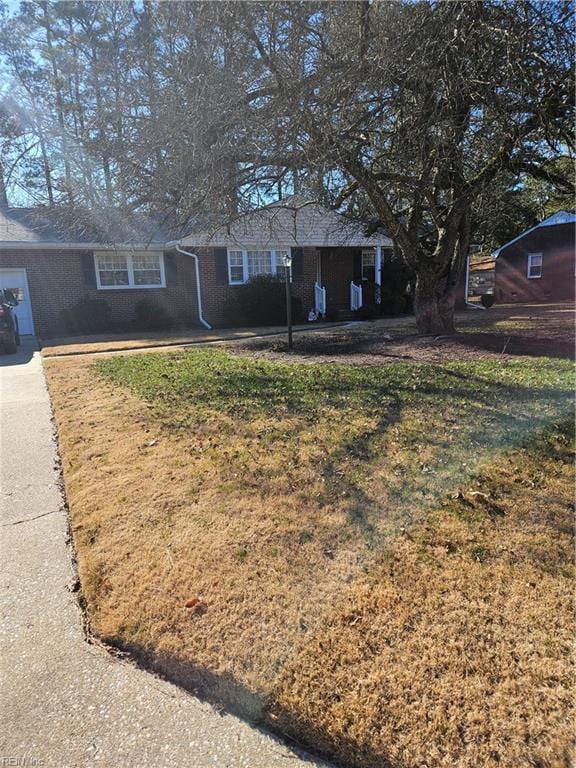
[
  {"left": 96, "top": 348, "right": 571, "bottom": 417},
  {"left": 95, "top": 349, "right": 573, "bottom": 535}
]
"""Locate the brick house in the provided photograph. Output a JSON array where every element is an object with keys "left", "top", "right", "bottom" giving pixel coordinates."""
[
  {"left": 0, "top": 206, "right": 198, "bottom": 338},
  {"left": 170, "top": 196, "right": 393, "bottom": 327},
  {"left": 493, "top": 211, "right": 575, "bottom": 304},
  {"left": 0, "top": 197, "right": 392, "bottom": 339}
]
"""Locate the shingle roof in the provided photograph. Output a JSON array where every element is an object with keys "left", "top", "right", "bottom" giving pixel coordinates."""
[
  {"left": 176, "top": 196, "right": 392, "bottom": 249},
  {"left": 0, "top": 206, "right": 172, "bottom": 248},
  {"left": 492, "top": 211, "right": 576, "bottom": 258},
  {"left": 0, "top": 198, "right": 394, "bottom": 251}
]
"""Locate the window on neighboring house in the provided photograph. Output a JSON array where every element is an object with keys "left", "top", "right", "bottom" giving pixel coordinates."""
[
  {"left": 527, "top": 252, "right": 542, "bottom": 279},
  {"left": 361, "top": 249, "right": 376, "bottom": 281},
  {"left": 94, "top": 251, "right": 165, "bottom": 289},
  {"left": 227, "top": 248, "right": 290, "bottom": 284}
]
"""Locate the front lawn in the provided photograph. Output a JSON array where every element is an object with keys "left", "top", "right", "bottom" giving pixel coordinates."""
[{"left": 45, "top": 341, "right": 574, "bottom": 768}]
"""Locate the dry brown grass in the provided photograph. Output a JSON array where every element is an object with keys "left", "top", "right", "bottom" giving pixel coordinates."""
[
  {"left": 233, "top": 303, "right": 575, "bottom": 365},
  {"left": 44, "top": 344, "right": 574, "bottom": 768},
  {"left": 45, "top": 356, "right": 376, "bottom": 716},
  {"left": 271, "top": 436, "right": 575, "bottom": 767},
  {"left": 41, "top": 327, "right": 267, "bottom": 356}
]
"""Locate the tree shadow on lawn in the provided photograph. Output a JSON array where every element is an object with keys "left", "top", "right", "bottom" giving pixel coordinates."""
[
  {"left": 109, "top": 633, "right": 402, "bottom": 768},
  {"left": 139, "top": 354, "right": 572, "bottom": 533},
  {"left": 93, "top": 352, "right": 573, "bottom": 768},
  {"left": 106, "top": 385, "right": 573, "bottom": 768},
  {"left": 104, "top": 350, "right": 573, "bottom": 549},
  {"left": 151, "top": 354, "right": 572, "bottom": 552},
  {"left": 314, "top": 371, "right": 572, "bottom": 544},
  {"left": 449, "top": 331, "right": 575, "bottom": 360}
]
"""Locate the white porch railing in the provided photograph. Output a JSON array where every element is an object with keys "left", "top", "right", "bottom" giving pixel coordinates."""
[
  {"left": 350, "top": 281, "right": 363, "bottom": 311},
  {"left": 314, "top": 282, "right": 327, "bottom": 316}
]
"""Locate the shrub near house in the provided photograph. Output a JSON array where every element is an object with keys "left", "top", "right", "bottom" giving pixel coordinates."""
[
  {"left": 60, "top": 297, "right": 113, "bottom": 335},
  {"left": 133, "top": 297, "right": 175, "bottom": 331},
  {"left": 223, "top": 274, "right": 303, "bottom": 326}
]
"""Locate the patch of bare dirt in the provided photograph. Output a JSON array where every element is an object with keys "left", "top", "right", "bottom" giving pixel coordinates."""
[{"left": 231, "top": 304, "right": 575, "bottom": 365}]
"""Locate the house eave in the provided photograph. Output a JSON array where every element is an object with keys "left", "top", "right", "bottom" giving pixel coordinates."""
[
  {"left": 0, "top": 241, "right": 166, "bottom": 251},
  {"left": 174, "top": 235, "right": 394, "bottom": 249}
]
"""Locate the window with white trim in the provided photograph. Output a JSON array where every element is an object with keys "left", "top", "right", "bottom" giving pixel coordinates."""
[
  {"left": 228, "top": 250, "right": 244, "bottom": 283},
  {"left": 227, "top": 248, "right": 290, "bottom": 284},
  {"left": 361, "top": 249, "right": 376, "bottom": 281},
  {"left": 94, "top": 251, "right": 165, "bottom": 289},
  {"left": 247, "top": 250, "right": 272, "bottom": 277},
  {"left": 527, "top": 252, "right": 542, "bottom": 279}
]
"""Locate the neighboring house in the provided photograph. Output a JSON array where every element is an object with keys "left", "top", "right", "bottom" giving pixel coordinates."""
[
  {"left": 0, "top": 197, "right": 393, "bottom": 338},
  {"left": 492, "top": 211, "right": 575, "bottom": 304}
]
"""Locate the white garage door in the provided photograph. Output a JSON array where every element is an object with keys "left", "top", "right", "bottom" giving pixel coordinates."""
[{"left": 0, "top": 269, "right": 34, "bottom": 335}]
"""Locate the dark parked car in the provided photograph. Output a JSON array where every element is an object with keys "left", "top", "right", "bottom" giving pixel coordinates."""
[{"left": 0, "top": 289, "right": 20, "bottom": 354}]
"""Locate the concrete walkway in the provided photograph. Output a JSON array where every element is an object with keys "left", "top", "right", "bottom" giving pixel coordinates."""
[
  {"left": 40, "top": 321, "right": 358, "bottom": 358},
  {"left": 0, "top": 338, "right": 328, "bottom": 768}
]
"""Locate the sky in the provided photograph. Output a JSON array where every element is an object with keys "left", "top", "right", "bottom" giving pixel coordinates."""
[{"left": 2, "top": 0, "right": 20, "bottom": 14}]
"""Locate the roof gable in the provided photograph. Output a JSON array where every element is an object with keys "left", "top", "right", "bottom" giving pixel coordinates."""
[
  {"left": 538, "top": 211, "right": 576, "bottom": 227},
  {"left": 492, "top": 211, "right": 576, "bottom": 258},
  {"left": 176, "top": 197, "right": 392, "bottom": 249}
]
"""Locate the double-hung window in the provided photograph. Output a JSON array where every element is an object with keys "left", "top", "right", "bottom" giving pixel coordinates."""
[
  {"left": 247, "top": 250, "right": 273, "bottom": 277},
  {"left": 527, "top": 253, "right": 542, "bottom": 279},
  {"left": 361, "top": 249, "right": 376, "bottom": 281},
  {"left": 94, "top": 251, "right": 165, "bottom": 289},
  {"left": 228, "top": 251, "right": 244, "bottom": 283},
  {"left": 132, "top": 253, "right": 164, "bottom": 286},
  {"left": 227, "top": 248, "right": 290, "bottom": 284}
]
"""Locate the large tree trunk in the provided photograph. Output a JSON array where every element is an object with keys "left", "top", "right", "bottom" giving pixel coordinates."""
[
  {"left": 414, "top": 269, "right": 456, "bottom": 335},
  {"left": 414, "top": 212, "right": 470, "bottom": 335}
]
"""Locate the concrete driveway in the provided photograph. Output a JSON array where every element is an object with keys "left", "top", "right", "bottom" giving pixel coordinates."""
[{"left": 0, "top": 338, "right": 328, "bottom": 768}]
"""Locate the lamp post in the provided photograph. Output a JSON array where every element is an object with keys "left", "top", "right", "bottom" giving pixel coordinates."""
[{"left": 282, "top": 251, "right": 293, "bottom": 350}]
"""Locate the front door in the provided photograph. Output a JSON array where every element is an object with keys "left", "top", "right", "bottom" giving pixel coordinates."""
[
  {"left": 320, "top": 248, "right": 361, "bottom": 313},
  {"left": 0, "top": 268, "right": 34, "bottom": 335}
]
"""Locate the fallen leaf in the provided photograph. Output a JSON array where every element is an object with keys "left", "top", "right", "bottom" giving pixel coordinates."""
[{"left": 468, "top": 490, "right": 490, "bottom": 499}]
